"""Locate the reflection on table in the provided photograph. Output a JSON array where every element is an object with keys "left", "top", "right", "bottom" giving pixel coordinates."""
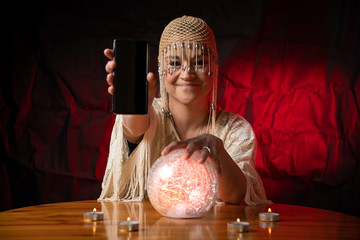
[{"left": 0, "top": 199, "right": 359, "bottom": 239}]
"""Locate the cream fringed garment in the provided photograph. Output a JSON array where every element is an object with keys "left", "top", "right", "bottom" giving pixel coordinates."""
[{"left": 98, "top": 98, "right": 271, "bottom": 205}]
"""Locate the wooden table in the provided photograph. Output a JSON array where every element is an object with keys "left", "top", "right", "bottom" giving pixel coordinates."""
[{"left": 0, "top": 200, "right": 359, "bottom": 239}]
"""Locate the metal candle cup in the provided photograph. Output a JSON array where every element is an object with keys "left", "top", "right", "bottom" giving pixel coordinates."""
[
  {"left": 83, "top": 208, "right": 104, "bottom": 221},
  {"left": 118, "top": 218, "right": 139, "bottom": 232},
  {"left": 259, "top": 208, "right": 279, "bottom": 222},
  {"left": 227, "top": 219, "right": 250, "bottom": 233}
]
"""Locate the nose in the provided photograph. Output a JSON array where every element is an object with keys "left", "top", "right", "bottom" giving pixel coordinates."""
[{"left": 180, "top": 64, "right": 195, "bottom": 80}]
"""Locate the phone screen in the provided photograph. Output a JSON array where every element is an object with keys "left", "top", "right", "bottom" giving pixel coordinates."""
[{"left": 112, "top": 39, "right": 148, "bottom": 114}]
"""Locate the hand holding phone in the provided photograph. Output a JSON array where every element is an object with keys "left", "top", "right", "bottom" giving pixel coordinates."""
[{"left": 112, "top": 39, "right": 149, "bottom": 114}]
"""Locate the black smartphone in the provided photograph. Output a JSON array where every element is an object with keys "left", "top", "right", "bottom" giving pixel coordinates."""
[{"left": 112, "top": 39, "right": 149, "bottom": 114}]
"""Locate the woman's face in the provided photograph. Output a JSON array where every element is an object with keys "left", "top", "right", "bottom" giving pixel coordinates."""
[{"left": 163, "top": 41, "right": 213, "bottom": 107}]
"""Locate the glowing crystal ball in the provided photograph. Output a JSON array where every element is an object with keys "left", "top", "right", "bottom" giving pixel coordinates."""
[{"left": 147, "top": 149, "right": 218, "bottom": 218}]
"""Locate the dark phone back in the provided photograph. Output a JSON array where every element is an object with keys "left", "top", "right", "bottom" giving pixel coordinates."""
[{"left": 112, "top": 39, "right": 148, "bottom": 114}]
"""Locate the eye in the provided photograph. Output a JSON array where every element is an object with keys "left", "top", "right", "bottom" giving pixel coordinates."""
[
  {"left": 195, "top": 60, "right": 208, "bottom": 66},
  {"left": 169, "top": 61, "right": 182, "bottom": 67}
]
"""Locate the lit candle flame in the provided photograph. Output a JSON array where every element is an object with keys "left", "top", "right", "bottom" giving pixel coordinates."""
[
  {"left": 268, "top": 208, "right": 272, "bottom": 213},
  {"left": 236, "top": 218, "right": 240, "bottom": 223},
  {"left": 127, "top": 217, "right": 131, "bottom": 222},
  {"left": 93, "top": 208, "right": 97, "bottom": 212}
]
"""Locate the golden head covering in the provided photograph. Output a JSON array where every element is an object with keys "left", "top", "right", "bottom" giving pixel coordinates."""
[
  {"left": 157, "top": 16, "right": 218, "bottom": 134},
  {"left": 158, "top": 15, "right": 218, "bottom": 62}
]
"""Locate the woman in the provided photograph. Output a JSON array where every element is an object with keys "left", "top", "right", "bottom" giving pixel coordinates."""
[{"left": 99, "top": 16, "right": 270, "bottom": 205}]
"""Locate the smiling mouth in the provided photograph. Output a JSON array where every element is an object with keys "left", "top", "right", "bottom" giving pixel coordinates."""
[{"left": 176, "top": 83, "right": 200, "bottom": 88}]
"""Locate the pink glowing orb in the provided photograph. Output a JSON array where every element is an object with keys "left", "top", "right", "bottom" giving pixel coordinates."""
[{"left": 147, "top": 149, "right": 218, "bottom": 218}]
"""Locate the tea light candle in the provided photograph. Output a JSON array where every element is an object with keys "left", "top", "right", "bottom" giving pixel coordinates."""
[
  {"left": 118, "top": 217, "right": 139, "bottom": 232},
  {"left": 83, "top": 208, "right": 104, "bottom": 221},
  {"left": 227, "top": 218, "right": 250, "bottom": 233},
  {"left": 259, "top": 208, "right": 279, "bottom": 222}
]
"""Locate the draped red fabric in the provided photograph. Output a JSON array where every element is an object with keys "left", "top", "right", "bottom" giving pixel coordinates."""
[
  {"left": 218, "top": 1, "right": 360, "bottom": 214},
  {"left": 1, "top": 0, "right": 359, "bottom": 216},
  {"left": 219, "top": 40, "right": 360, "bottom": 211}
]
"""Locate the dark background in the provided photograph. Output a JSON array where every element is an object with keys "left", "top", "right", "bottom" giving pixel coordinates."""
[{"left": 1, "top": 0, "right": 359, "bottom": 216}]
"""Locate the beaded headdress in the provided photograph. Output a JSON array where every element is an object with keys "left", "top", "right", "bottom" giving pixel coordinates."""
[{"left": 158, "top": 15, "right": 219, "bottom": 134}]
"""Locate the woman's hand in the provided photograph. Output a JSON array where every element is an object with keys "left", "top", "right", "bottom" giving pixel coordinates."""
[
  {"left": 161, "top": 133, "right": 224, "bottom": 176},
  {"left": 161, "top": 133, "right": 247, "bottom": 203},
  {"left": 104, "top": 48, "right": 158, "bottom": 141},
  {"left": 104, "top": 49, "right": 116, "bottom": 95}
]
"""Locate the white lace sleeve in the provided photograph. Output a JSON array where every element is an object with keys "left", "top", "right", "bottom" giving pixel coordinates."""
[
  {"left": 98, "top": 104, "right": 157, "bottom": 201},
  {"left": 218, "top": 113, "right": 272, "bottom": 205},
  {"left": 98, "top": 114, "right": 127, "bottom": 201}
]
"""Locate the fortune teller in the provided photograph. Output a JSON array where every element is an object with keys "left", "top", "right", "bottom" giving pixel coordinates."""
[{"left": 99, "top": 15, "right": 271, "bottom": 205}]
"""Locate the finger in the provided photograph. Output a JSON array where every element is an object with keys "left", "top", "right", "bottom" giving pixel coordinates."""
[
  {"left": 108, "top": 86, "right": 114, "bottom": 95},
  {"left": 199, "top": 147, "right": 210, "bottom": 164},
  {"left": 146, "top": 72, "right": 157, "bottom": 100},
  {"left": 161, "top": 141, "right": 187, "bottom": 156},
  {"left": 106, "top": 73, "right": 114, "bottom": 86},
  {"left": 104, "top": 48, "right": 114, "bottom": 60},
  {"left": 105, "top": 60, "right": 116, "bottom": 73},
  {"left": 183, "top": 142, "right": 198, "bottom": 160}
]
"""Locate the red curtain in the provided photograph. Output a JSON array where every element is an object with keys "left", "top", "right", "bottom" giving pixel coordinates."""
[{"left": 218, "top": 0, "right": 360, "bottom": 214}]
